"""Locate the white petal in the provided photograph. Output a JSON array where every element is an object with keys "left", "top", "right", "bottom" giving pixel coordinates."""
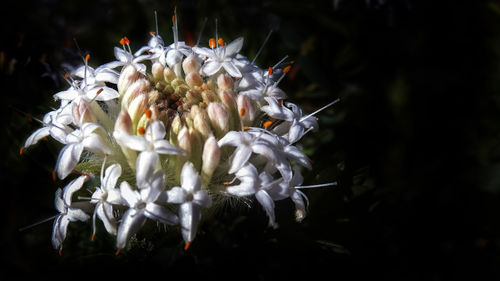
[
  {"left": 167, "top": 187, "right": 187, "bottom": 204},
  {"left": 145, "top": 203, "right": 179, "bottom": 225},
  {"left": 67, "top": 207, "right": 90, "bottom": 222},
  {"left": 166, "top": 50, "right": 184, "bottom": 67},
  {"left": 63, "top": 175, "right": 87, "bottom": 206},
  {"left": 114, "top": 47, "right": 132, "bottom": 63},
  {"left": 82, "top": 134, "right": 110, "bottom": 154},
  {"left": 81, "top": 123, "right": 101, "bottom": 136},
  {"left": 222, "top": 61, "right": 242, "bottom": 78},
  {"left": 255, "top": 190, "right": 276, "bottom": 228},
  {"left": 96, "top": 203, "right": 117, "bottom": 235},
  {"left": 179, "top": 202, "right": 200, "bottom": 243},
  {"left": 119, "top": 181, "right": 140, "bottom": 207},
  {"left": 146, "top": 121, "right": 166, "bottom": 142},
  {"left": 135, "top": 151, "right": 158, "bottom": 188},
  {"left": 228, "top": 145, "right": 253, "bottom": 174},
  {"left": 24, "top": 127, "right": 50, "bottom": 148},
  {"left": 154, "top": 140, "right": 185, "bottom": 155},
  {"left": 118, "top": 134, "right": 149, "bottom": 151},
  {"left": 285, "top": 145, "right": 312, "bottom": 169},
  {"left": 225, "top": 37, "right": 244, "bottom": 56},
  {"left": 94, "top": 87, "right": 119, "bottom": 101},
  {"left": 218, "top": 131, "right": 243, "bottom": 147},
  {"left": 95, "top": 68, "right": 119, "bottom": 84},
  {"left": 54, "top": 88, "right": 79, "bottom": 101},
  {"left": 193, "top": 190, "right": 212, "bottom": 208},
  {"left": 201, "top": 61, "right": 222, "bottom": 76},
  {"left": 180, "top": 162, "right": 201, "bottom": 193},
  {"left": 51, "top": 215, "right": 69, "bottom": 249},
  {"left": 56, "top": 143, "right": 83, "bottom": 180},
  {"left": 103, "top": 164, "right": 122, "bottom": 191},
  {"left": 116, "top": 209, "right": 147, "bottom": 249},
  {"left": 226, "top": 180, "right": 257, "bottom": 197},
  {"left": 192, "top": 46, "right": 213, "bottom": 58},
  {"left": 291, "top": 190, "right": 308, "bottom": 222}
]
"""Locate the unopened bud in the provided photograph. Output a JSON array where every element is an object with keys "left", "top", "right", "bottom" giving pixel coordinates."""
[
  {"left": 152, "top": 62, "right": 165, "bottom": 81},
  {"left": 191, "top": 107, "right": 212, "bottom": 140},
  {"left": 72, "top": 99, "right": 96, "bottom": 125},
  {"left": 163, "top": 66, "right": 176, "bottom": 83},
  {"left": 201, "top": 89, "right": 218, "bottom": 103},
  {"left": 202, "top": 136, "right": 220, "bottom": 182},
  {"left": 219, "top": 89, "right": 237, "bottom": 111},
  {"left": 177, "top": 126, "right": 191, "bottom": 155},
  {"left": 122, "top": 79, "right": 150, "bottom": 109},
  {"left": 185, "top": 72, "right": 203, "bottom": 88},
  {"left": 182, "top": 54, "right": 201, "bottom": 74},
  {"left": 118, "top": 65, "right": 142, "bottom": 95},
  {"left": 137, "top": 105, "right": 159, "bottom": 131},
  {"left": 128, "top": 94, "right": 148, "bottom": 132},
  {"left": 114, "top": 109, "right": 133, "bottom": 135},
  {"left": 237, "top": 94, "right": 255, "bottom": 125},
  {"left": 170, "top": 114, "right": 183, "bottom": 139},
  {"left": 217, "top": 73, "right": 233, "bottom": 90},
  {"left": 207, "top": 102, "right": 230, "bottom": 137},
  {"left": 185, "top": 89, "right": 203, "bottom": 105}
]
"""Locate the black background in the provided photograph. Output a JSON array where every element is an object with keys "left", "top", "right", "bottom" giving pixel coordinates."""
[{"left": 2, "top": 0, "right": 500, "bottom": 279}]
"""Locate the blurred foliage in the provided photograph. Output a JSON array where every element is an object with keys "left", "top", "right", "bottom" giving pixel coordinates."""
[{"left": 2, "top": 0, "right": 500, "bottom": 279}]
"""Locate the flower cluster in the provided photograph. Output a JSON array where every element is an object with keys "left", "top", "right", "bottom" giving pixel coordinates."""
[{"left": 22, "top": 11, "right": 337, "bottom": 254}]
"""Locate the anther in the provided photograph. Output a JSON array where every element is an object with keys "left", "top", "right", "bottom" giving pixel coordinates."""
[
  {"left": 64, "top": 73, "right": 70, "bottom": 79},
  {"left": 150, "top": 31, "right": 156, "bottom": 36},
  {"left": 138, "top": 126, "right": 146, "bottom": 135},
  {"left": 209, "top": 38, "right": 216, "bottom": 49},
  {"left": 52, "top": 170, "right": 57, "bottom": 182},
  {"left": 96, "top": 88, "right": 103, "bottom": 95},
  {"left": 85, "top": 54, "right": 90, "bottom": 62},
  {"left": 115, "top": 248, "right": 121, "bottom": 256},
  {"left": 58, "top": 249, "right": 63, "bottom": 256},
  {"left": 223, "top": 181, "right": 231, "bottom": 185},
  {"left": 268, "top": 67, "right": 273, "bottom": 75},
  {"left": 172, "top": 15, "right": 176, "bottom": 24},
  {"left": 19, "top": 146, "right": 24, "bottom": 156},
  {"left": 239, "top": 108, "right": 246, "bottom": 116},
  {"left": 184, "top": 241, "right": 191, "bottom": 251},
  {"left": 243, "top": 126, "right": 249, "bottom": 131},
  {"left": 263, "top": 120, "right": 273, "bottom": 129},
  {"left": 145, "top": 109, "right": 152, "bottom": 119},
  {"left": 91, "top": 234, "right": 96, "bottom": 241},
  {"left": 218, "top": 38, "right": 225, "bottom": 46},
  {"left": 120, "top": 37, "right": 130, "bottom": 45},
  {"left": 283, "top": 65, "right": 292, "bottom": 73}
]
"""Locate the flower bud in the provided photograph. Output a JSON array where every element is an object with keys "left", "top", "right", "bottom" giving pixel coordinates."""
[
  {"left": 219, "top": 89, "right": 237, "bottom": 111},
  {"left": 201, "top": 89, "right": 218, "bottom": 104},
  {"left": 163, "top": 66, "right": 176, "bottom": 83},
  {"left": 122, "top": 78, "right": 150, "bottom": 109},
  {"left": 118, "top": 65, "right": 142, "bottom": 95},
  {"left": 207, "top": 102, "right": 230, "bottom": 137},
  {"left": 114, "top": 109, "right": 133, "bottom": 135},
  {"left": 185, "top": 89, "right": 203, "bottom": 106},
  {"left": 127, "top": 94, "right": 148, "bottom": 132},
  {"left": 202, "top": 136, "right": 220, "bottom": 183},
  {"left": 177, "top": 126, "right": 191, "bottom": 156},
  {"left": 185, "top": 72, "right": 203, "bottom": 88},
  {"left": 182, "top": 54, "right": 201, "bottom": 74},
  {"left": 237, "top": 94, "right": 255, "bottom": 125},
  {"left": 72, "top": 99, "right": 96, "bottom": 125},
  {"left": 169, "top": 114, "right": 183, "bottom": 142},
  {"left": 217, "top": 73, "right": 233, "bottom": 90},
  {"left": 152, "top": 62, "right": 165, "bottom": 81},
  {"left": 191, "top": 106, "right": 212, "bottom": 140}
]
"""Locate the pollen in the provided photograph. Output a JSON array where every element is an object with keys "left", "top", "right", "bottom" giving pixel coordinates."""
[
  {"left": 218, "top": 38, "right": 225, "bottom": 46},
  {"left": 120, "top": 37, "right": 130, "bottom": 46},
  {"left": 268, "top": 67, "right": 273, "bottom": 75},
  {"left": 145, "top": 109, "right": 152, "bottom": 119},
  {"left": 209, "top": 38, "right": 216, "bottom": 49},
  {"left": 138, "top": 126, "right": 146, "bottom": 135},
  {"left": 283, "top": 65, "right": 292, "bottom": 73},
  {"left": 239, "top": 108, "right": 246, "bottom": 116},
  {"left": 263, "top": 120, "right": 273, "bottom": 129}
]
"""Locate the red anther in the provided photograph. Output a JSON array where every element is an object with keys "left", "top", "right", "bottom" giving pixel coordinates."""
[
  {"left": 91, "top": 234, "right": 96, "bottom": 241},
  {"left": 43, "top": 136, "right": 48, "bottom": 141},
  {"left": 145, "top": 109, "right": 152, "bottom": 119},
  {"left": 218, "top": 38, "right": 225, "bottom": 46},
  {"left": 58, "top": 249, "right": 63, "bottom": 256},
  {"left": 263, "top": 120, "right": 273, "bottom": 129},
  {"left": 96, "top": 88, "right": 104, "bottom": 95},
  {"left": 209, "top": 38, "right": 216, "bottom": 49},
  {"left": 138, "top": 126, "right": 146, "bottom": 135},
  {"left": 64, "top": 73, "right": 70, "bottom": 79},
  {"left": 283, "top": 65, "right": 292, "bottom": 73},
  {"left": 268, "top": 67, "right": 273, "bottom": 75},
  {"left": 239, "top": 108, "right": 246, "bottom": 116},
  {"left": 184, "top": 241, "right": 191, "bottom": 251},
  {"left": 115, "top": 248, "right": 121, "bottom": 256},
  {"left": 172, "top": 15, "right": 176, "bottom": 24},
  {"left": 19, "top": 147, "right": 24, "bottom": 156},
  {"left": 174, "top": 6, "right": 177, "bottom": 14},
  {"left": 52, "top": 171, "right": 57, "bottom": 182},
  {"left": 120, "top": 37, "right": 130, "bottom": 45},
  {"left": 85, "top": 54, "right": 90, "bottom": 62}
]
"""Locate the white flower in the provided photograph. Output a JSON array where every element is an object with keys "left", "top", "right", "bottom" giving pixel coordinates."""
[
  {"left": 100, "top": 47, "right": 151, "bottom": 75},
  {"left": 240, "top": 79, "right": 287, "bottom": 101},
  {"left": 226, "top": 163, "right": 281, "bottom": 228},
  {"left": 52, "top": 176, "right": 90, "bottom": 253},
  {"left": 167, "top": 162, "right": 212, "bottom": 247},
  {"left": 73, "top": 64, "right": 120, "bottom": 86},
  {"left": 90, "top": 163, "right": 123, "bottom": 237},
  {"left": 115, "top": 121, "right": 185, "bottom": 186},
  {"left": 165, "top": 41, "right": 191, "bottom": 68},
  {"left": 24, "top": 108, "right": 72, "bottom": 148},
  {"left": 53, "top": 77, "right": 118, "bottom": 104},
  {"left": 55, "top": 123, "right": 111, "bottom": 179},
  {"left": 116, "top": 170, "right": 178, "bottom": 250},
  {"left": 192, "top": 37, "right": 244, "bottom": 78},
  {"left": 217, "top": 130, "right": 278, "bottom": 174}
]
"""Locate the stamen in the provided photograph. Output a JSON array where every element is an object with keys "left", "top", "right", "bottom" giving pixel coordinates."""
[
  {"left": 209, "top": 38, "right": 216, "bottom": 49},
  {"left": 19, "top": 146, "right": 24, "bottom": 156},
  {"left": 52, "top": 170, "right": 57, "bottom": 182},
  {"left": 120, "top": 37, "right": 130, "bottom": 46},
  {"left": 268, "top": 67, "right": 273, "bottom": 75},
  {"left": 263, "top": 120, "right": 273, "bottom": 129},
  {"left": 251, "top": 29, "right": 273, "bottom": 64},
  {"left": 300, "top": 98, "right": 340, "bottom": 122},
  {"left": 172, "top": 15, "right": 176, "bottom": 24},
  {"left": 223, "top": 181, "right": 231, "bottom": 185},
  {"left": 85, "top": 54, "right": 90, "bottom": 62},
  {"left": 283, "top": 65, "right": 292, "bottom": 73},
  {"left": 184, "top": 241, "right": 191, "bottom": 250},
  {"left": 243, "top": 126, "right": 249, "bottom": 131},
  {"left": 59, "top": 249, "right": 63, "bottom": 256},
  {"left": 115, "top": 248, "right": 121, "bottom": 256},
  {"left": 145, "top": 109, "right": 152, "bottom": 119},
  {"left": 218, "top": 38, "right": 225, "bottom": 46},
  {"left": 296, "top": 182, "right": 338, "bottom": 189},
  {"left": 138, "top": 126, "right": 146, "bottom": 135},
  {"left": 91, "top": 233, "right": 96, "bottom": 241},
  {"left": 195, "top": 17, "right": 208, "bottom": 46},
  {"left": 239, "top": 108, "right": 246, "bottom": 116}
]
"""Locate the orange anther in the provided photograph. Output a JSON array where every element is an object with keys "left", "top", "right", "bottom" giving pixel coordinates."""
[
  {"left": 96, "top": 88, "right": 103, "bottom": 95},
  {"left": 138, "top": 126, "right": 146, "bottom": 135},
  {"left": 218, "top": 38, "right": 225, "bottom": 46},
  {"left": 243, "top": 126, "right": 249, "bottom": 131},
  {"left": 174, "top": 6, "right": 177, "bottom": 14},
  {"left": 115, "top": 248, "right": 121, "bottom": 256},
  {"left": 91, "top": 234, "right": 96, "bottom": 241},
  {"left": 209, "top": 38, "right": 216, "bottom": 49},
  {"left": 19, "top": 147, "right": 24, "bottom": 156},
  {"left": 43, "top": 136, "right": 48, "bottom": 141},
  {"left": 27, "top": 116, "right": 33, "bottom": 122},
  {"left": 283, "top": 65, "right": 292, "bottom": 73},
  {"left": 278, "top": 99, "right": 283, "bottom": 107},
  {"left": 64, "top": 73, "right": 70, "bottom": 79},
  {"left": 172, "top": 15, "right": 176, "bottom": 24},
  {"left": 145, "top": 109, "right": 152, "bottom": 119},
  {"left": 120, "top": 37, "right": 130, "bottom": 45},
  {"left": 150, "top": 31, "right": 156, "bottom": 36},
  {"left": 223, "top": 181, "right": 231, "bottom": 185},
  {"left": 52, "top": 171, "right": 57, "bottom": 182},
  {"left": 184, "top": 241, "right": 191, "bottom": 251},
  {"left": 239, "top": 108, "right": 246, "bottom": 116},
  {"left": 85, "top": 54, "right": 90, "bottom": 62},
  {"left": 58, "top": 249, "right": 63, "bottom": 256},
  {"left": 268, "top": 67, "right": 273, "bottom": 75},
  {"left": 263, "top": 120, "right": 273, "bottom": 129}
]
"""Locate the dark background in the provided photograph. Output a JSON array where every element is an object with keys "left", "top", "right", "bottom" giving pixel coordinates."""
[{"left": 2, "top": 0, "right": 500, "bottom": 279}]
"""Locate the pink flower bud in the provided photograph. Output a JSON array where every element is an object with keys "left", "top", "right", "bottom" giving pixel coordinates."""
[
  {"left": 185, "top": 72, "right": 203, "bottom": 88},
  {"left": 118, "top": 65, "right": 142, "bottom": 95},
  {"left": 217, "top": 73, "right": 233, "bottom": 90},
  {"left": 202, "top": 136, "right": 220, "bottom": 179},
  {"left": 207, "top": 102, "right": 230, "bottom": 136},
  {"left": 114, "top": 109, "right": 133, "bottom": 135},
  {"left": 182, "top": 54, "right": 201, "bottom": 74},
  {"left": 127, "top": 94, "right": 148, "bottom": 131},
  {"left": 219, "top": 89, "right": 237, "bottom": 111},
  {"left": 163, "top": 66, "right": 176, "bottom": 83},
  {"left": 177, "top": 126, "right": 191, "bottom": 155},
  {"left": 72, "top": 99, "right": 96, "bottom": 125},
  {"left": 152, "top": 62, "right": 165, "bottom": 81},
  {"left": 237, "top": 94, "right": 255, "bottom": 125},
  {"left": 202, "top": 90, "right": 218, "bottom": 104},
  {"left": 122, "top": 79, "right": 150, "bottom": 108}
]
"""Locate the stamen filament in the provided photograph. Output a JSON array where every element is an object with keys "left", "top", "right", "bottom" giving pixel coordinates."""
[
  {"left": 300, "top": 98, "right": 340, "bottom": 122},
  {"left": 251, "top": 29, "right": 273, "bottom": 64},
  {"left": 296, "top": 182, "right": 338, "bottom": 189}
]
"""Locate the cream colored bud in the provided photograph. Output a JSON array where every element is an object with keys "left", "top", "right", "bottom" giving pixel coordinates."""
[
  {"left": 202, "top": 135, "right": 220, "bottom": 182},
  {"left": 136, "top": 105, "right": 159, "bottom": 131},
  {"left": 207, "top": 102, "right": 230, "bottom": 137},
  {"left": 177, "top": 126, "right": 191, "bottom": 155},
  {"left": 185, "top": 89, "right": 203, "bottom": 105},
  {"left": 118, "top": 65, "right": 142, "bottom": 95},
  {"left": 182, "top": 54, "right": 201, "bottom": 74},
  {"left": 237, "top": 94, "right": 256, "bottom": 125},
  {"left": 128, "top": 94, "right": 148, "bottom": 132},
  {"left": 170, "top": 114, "right": 183, "bottom": 136},
  {"left": 201, "top": 89, "right": 218, "bottom": 104},
  {"left": 185, "top": 72, "right": 203, "bottom": 88},
  {"left": 219, "top": 89, "right": 237, "bottom": 111},
  {"left": 122, "top": 78, "right": 150, "bottom": 109},
  {"left": 114, "top": 109, "right": 133, "bottom": 135},
  {"left": 217, "top": 73, "right": 233, "bottom": 90},
  {"left": 163, "top": 66, "right": 177, "bottom": 83},
  {"left": 72, "top": 99, "right": 96, "bottom": 125},
  {"left": 192, "top": 108, "right": 212, "bottom": 140},
  {"left": 152, "top": 62, "right": 165, "bottom": 81}
]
